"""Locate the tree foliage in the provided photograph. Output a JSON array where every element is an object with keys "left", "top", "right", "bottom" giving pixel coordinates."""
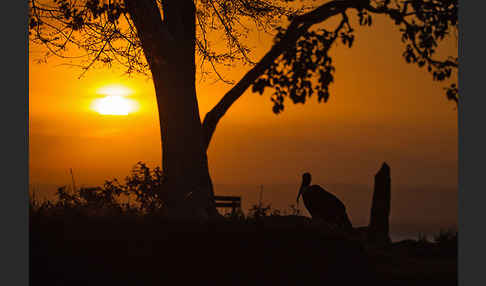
[
  {"left": 370, "top": 0, "right": 458, "bottom": 102},
  {"left": 252, "top": 0, "right": 458, "bottom": 114},
  {"left": 29, "top": 0, "right": 300, "bottom": 78},
  {"left": 29, "top": 0, "right": 458, "bottom": 142},
  {"left": 252, "top": 14, "right": 354, "bottom": 113}
]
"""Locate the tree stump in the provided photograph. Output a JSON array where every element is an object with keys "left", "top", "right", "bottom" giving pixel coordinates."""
[{"left": 367, "top": 162, "right": 391, "bottom": 245}]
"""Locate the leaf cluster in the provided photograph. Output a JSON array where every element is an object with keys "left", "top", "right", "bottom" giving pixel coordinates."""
[
  {"left": 252, "top": 13, "right": 354, "bottom": 114},
  {"left": 370, "top": 0, "right": 458, "bottom": 102},
  {"left": 122, "top": 162, "right": 165, "bottom": 212}
]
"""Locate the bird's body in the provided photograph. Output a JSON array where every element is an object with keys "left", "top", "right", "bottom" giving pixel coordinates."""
[
  {"left": 298, "top": 173, "right": 352, "bottom": 229},
  {"left": 301, "top": 185, "right": 346, "bottom": 220}
]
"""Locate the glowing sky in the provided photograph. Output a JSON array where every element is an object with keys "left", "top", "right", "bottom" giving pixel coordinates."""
[{"left": 29, "top": 12, "right": 457, "bottom": 232}]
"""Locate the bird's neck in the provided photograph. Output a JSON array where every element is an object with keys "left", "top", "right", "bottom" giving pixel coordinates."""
[{"left": 300, "top": 182, "right": 309, "bottom": 193}]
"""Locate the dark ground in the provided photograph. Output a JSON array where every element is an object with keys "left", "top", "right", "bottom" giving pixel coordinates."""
[{"left": 30, "top": 213, "right": 457, "bottom": 286}]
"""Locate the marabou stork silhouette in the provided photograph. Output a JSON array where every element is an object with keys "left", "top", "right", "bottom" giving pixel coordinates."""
[{"left": 297, "top": 172, "right": 353, "bottom": 229}]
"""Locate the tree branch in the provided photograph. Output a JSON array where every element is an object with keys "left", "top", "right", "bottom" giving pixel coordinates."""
[
  {"left": 201, "top": 0, "right": 363, "bottom": 151},
  {"left": 124, "top": 0, "right": 176, "bottom": 69},
  {"left": 366, "top": 3, "right": 457, "bottom": 69}
]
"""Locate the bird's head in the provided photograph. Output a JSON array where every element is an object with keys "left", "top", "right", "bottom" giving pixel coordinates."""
[
  {"left": 297, "top": 172, "right": 312, "bottom": 203},
  {"left": 302, "top": 172, "right": 312, "bottom": 186}
]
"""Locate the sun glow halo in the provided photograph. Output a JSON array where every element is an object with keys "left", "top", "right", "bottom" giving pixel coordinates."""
[{"left": 92, "top": 85, "right": 139, "bottom": 115}]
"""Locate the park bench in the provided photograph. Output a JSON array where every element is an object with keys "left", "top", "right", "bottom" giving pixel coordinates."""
[{"left": 214, "top": 195, "right": 242, "bottom": 215}]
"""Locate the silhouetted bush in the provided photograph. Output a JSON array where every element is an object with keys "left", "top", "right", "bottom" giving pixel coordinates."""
[
  {"left": 116, "top": 162, "right": 165, "bottom": 213},
  {"left": 417, "top": 232, "right": 431, "bottom": 245},
  {"left": 29, "top": 162, "right": 167, "bottom": 217},
  {"left": 247, "top": 202, "right": 272, "bottom": 219},
  {"left": 287, "top": 203, "right": 302, "bottom": 216},
  {"left": 434, "top": 228, "right": 457, "bottom": 245}
]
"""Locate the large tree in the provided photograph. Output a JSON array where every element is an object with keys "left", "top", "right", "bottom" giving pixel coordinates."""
[{"left": 29, "top": 0, "right": 458, "bottom": 219}]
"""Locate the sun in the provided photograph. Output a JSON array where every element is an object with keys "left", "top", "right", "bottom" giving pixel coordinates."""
[{"left": 91, "top": 85, "right": 139, "bottom": 115}]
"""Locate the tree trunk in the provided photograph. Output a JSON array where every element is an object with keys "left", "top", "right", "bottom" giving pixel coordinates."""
[
  {"left": 153, "top": 71, "right": 216, "bottom": 219},
  {"left": 125, "top": 0, "right": 363, "bottom": 218},
  {"left": 125, "top": 0, "right": 217, "bottom": 219}
]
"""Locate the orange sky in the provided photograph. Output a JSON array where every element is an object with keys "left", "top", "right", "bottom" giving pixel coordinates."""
[{"left": 29, "top": 11, "right": 457, "bottom": 234}]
